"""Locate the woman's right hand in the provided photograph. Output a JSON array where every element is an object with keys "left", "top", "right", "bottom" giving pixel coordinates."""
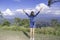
[
  {"left": 23, "top": 9, "right": 25, "bottom": 13},
  {"left": 39, "top": 7, "right": 43, "bottom": 11}
]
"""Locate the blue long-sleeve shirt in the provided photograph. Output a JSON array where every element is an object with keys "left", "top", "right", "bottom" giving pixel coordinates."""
[
  {"left": 25, "top": 11, "right": 40, "bottom": 23},
  {"left": 25, "top": 11, "right": 40, "bottom": 22}
]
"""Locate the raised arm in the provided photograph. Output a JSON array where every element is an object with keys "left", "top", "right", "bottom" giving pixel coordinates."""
[
  {"left": 23, "top": 10, "right": 30, "bottom": 17},
  {"left": 34, "top": 11, "right": 40, "bottom": 17},
  {"left": 34, "top": 8, "right": 42, "bottom": 17}
]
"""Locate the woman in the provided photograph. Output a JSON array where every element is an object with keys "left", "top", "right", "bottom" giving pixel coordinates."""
[{"left": 23, "top": 8, "right": 42, "bottom": 40}]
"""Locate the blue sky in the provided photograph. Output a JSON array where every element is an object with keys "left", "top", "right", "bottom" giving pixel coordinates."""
[
  {"left": 0, "top": 0, "right": 60, "bottom": 16},
  {"left": 0, "top": 0, "right": 48, "bottom": 11}
]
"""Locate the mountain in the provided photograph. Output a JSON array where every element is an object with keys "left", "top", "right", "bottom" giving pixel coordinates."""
[{"left": 3, "top": 13, "right": 60, "bottom": 22}]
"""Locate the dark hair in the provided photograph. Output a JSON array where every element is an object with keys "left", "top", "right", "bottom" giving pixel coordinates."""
[{"left": 30, "top": 11, "right": 34, "bottom": 16}]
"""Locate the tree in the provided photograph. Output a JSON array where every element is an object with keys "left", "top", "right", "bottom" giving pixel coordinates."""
[
  {"left": 14, "top": 17, "right": 21, "bottom": 26},
  {"left": 51, "top": 19, "right": 58, "bottom": 27},
  {"left": 2, "top": 20, "right": 10, "bottom": 26},
  {"left": 21, "top": 19, "right": 29, "bottom": 28}
]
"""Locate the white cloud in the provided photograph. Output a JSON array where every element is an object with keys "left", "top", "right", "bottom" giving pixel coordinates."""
[
  {"left": 25, "top": 9, "right": 36, "bottom": 13},
  {"left": 2, "top": 3, "right": 49, "bottom": 16},
  {"left": 51, "top": 9, "right": 60, "bottom": 15},
  {"left": 2, "top": 3, "right": 60, "bottom": 16},
  {"left": 16, "top": 9, "right": 24, "bottom": 13},
  {"left": 35, "top": 3, "right": 49, "bottom": 11},
  {"left": 16, "top": 9, "right": 36, "bottom": 14},
  {"left": 35, "top": 3, "right": 51, "bottom": 14},
  {"left": 35, "top": 3, "right": 60, "bottom": 15},
  {"left": 54, "top": 11, "right": 60, "bottom": 15},
  {"left": 2, "top": 8, "right": 14, "bottom": 16}
]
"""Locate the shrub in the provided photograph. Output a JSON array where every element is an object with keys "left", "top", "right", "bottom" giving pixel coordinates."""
[
  {"left": 35, "top": 27, "right": 60, "bottom": 36},
  {"left": 2, "top": 20, "right": 10, "bottom": 26}
]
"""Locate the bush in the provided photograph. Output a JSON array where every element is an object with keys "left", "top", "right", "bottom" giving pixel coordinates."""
[
  {"left": 35, "top": 27, "right": 60, "bottom": 36},
  {"left": 0, "top": 26, "right": 30, "bottom": 32},
  {"left": 2, "top": 20, "right": 10, "bottom": 26}
]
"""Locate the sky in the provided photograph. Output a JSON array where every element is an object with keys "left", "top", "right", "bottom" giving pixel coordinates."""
[
  {"left": 0, "top": 0, "right": 60, "bottom": 16},
  {"left": 0, "top": 0, "right": 47, "bottom": 11}
]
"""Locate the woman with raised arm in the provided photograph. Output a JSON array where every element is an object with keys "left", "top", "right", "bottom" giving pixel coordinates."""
[{"left": 23, "top": 8, "right": 42, "bottom": 40}]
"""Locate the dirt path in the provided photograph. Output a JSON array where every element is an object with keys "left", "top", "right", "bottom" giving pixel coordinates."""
[
  {"left": 0, "top": 30, "right": 60, "bottom": 40},
  {"left": 0, "top": 30, "right": 29, "bottom": 40}
]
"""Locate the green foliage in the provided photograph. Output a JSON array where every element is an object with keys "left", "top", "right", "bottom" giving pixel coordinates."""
[
  {"left": 14, "top": 18, "right": 29, "bottom": 27},
  {"left": 35, "top": 27, "right": 60, "bottom": 36},
  {"left": 0, "top": 26, "right": 29, "bottom": 32},
  {"left": 20, "top": 19, "right": 29, "bottom": 28},
  {"left": 14, "top": 18, "right": 29, "bottom": 28},
  {"left": 2, "top": 20, "right": 10, "bottom": 26},
  {"left": 22, "top": 19, "right": 29, "bottom": 24},
  {"left": 0, "top": 17, "right": 60, "bottom": 36},
  {"left": 51, "top": 19, "right": 58, "bottom": 27},
  {"left": 14, "top": 17, "right": 21, "bottom": 26},
  {"left": 0, "top": 25, "right": 60, "bottom": 36}
]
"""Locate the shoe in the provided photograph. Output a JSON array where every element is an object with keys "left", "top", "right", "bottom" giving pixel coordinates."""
[{"left": 33, "top": 38, "right": 34, "bottom": 40}]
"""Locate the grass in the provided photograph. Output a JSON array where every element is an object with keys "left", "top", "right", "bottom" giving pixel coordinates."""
[
  {"left": 35, "top": 34, "right": 60, "bottom": 40},
  {"left": 0, "top": 26, "right": 29, "bottom": 31},
  {"left": 0, "top": 25, "right": 60, "bottom": 40},
  {"left": 0, "top": 26, "right": 60, "bottom": 36},
  {"left": 35, "top": 27, "right": 60, "bottom": 36}
]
